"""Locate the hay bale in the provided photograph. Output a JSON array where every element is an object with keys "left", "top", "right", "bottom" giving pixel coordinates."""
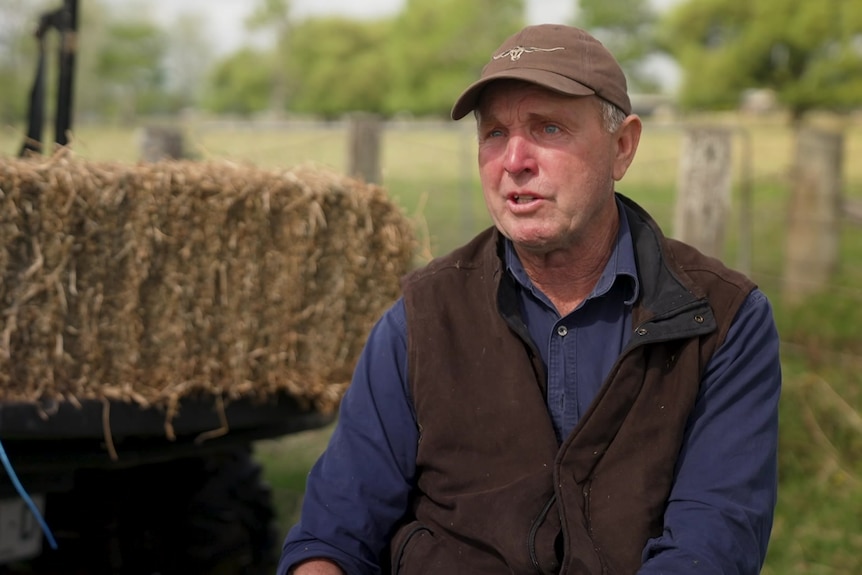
[{"left": 0, "top": 153, "right": 416, "bottom": 414}]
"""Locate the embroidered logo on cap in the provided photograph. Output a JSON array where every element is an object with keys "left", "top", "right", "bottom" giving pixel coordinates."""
[{"left": 493, "top": 46, "right": 565, "bottom": 62}]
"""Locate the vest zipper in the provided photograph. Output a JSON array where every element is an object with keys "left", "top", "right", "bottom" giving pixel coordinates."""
[
  {"left": 583, "top": 481, "right": 592, "bottom": 530},
  {"left": 529, "top": 492, "right": 557, "bottom": 573}
]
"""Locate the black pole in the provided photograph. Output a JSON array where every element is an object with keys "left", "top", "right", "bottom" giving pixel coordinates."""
[
  {"left": 18, "top": 9, "right": 63, "bottom": 157},
  {"left": 18, "top": 37, "right": 48, "bottom": 157},
  {"left": 54, "top": 0, "right": 78, "bottom": 148}
]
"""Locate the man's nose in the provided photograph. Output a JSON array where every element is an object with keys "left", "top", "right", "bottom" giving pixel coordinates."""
[{"left": 503, "top": 135, "right": 538, "bottom": 176}]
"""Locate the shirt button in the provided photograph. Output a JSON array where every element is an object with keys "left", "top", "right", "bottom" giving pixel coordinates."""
[{"left": 557, "top": 325, "right": 568, "bottom": 337}]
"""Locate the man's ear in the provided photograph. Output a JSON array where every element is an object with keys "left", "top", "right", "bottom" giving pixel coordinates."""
[{"left": 612, "top": 115, "right": 642, "bottom": 182}]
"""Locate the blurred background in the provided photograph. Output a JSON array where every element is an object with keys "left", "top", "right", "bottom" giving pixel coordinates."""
[{"left": 1, "top": 0, "right": 861, "bottom": 573}]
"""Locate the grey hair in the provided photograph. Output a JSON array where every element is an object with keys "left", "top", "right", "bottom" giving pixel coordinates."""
[
  {"left": 600, "top": 99, "right": 628, "bottom": 133},
  {"left": 472, "top": 92, "right": 628, "bottom": 133}
]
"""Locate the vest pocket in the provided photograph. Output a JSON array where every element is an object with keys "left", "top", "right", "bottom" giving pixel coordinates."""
[
  {"left": 528, "top": 493, "right": 562, "bottom": 574},
  {"left": 391, "top": 521, "right": 432, "bottom": 575}
]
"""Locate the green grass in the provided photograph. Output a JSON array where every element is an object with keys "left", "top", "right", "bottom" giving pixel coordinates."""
[
  {"left": 765, "top": 352, "right": 862, "bottom": 575},
  {"left": 253, "top": 424, "right": 336, "bottom": 536},
  {"left": 3, "top": 115, "right": 861, "bottom": 572}
]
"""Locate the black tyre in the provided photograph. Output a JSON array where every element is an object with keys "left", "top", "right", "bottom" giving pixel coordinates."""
[
  {"left": 8, "top": 445, "right": 278, "bottom": 574},
  {"left": 180, "top": 446, "right": 280, "bottom": 575}
]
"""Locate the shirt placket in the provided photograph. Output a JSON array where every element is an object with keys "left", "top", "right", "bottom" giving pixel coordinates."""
[{"left": 548, "top": 320, "right": 580, "bottom": 442}]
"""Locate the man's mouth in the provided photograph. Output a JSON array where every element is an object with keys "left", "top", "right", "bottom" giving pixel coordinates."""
[{"left": 511, "top": 194, "right": 537, "bottom": 204}]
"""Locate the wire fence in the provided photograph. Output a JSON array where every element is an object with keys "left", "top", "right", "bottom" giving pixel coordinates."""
[
  {"left": 189, "top": 116, "right": 862, "bottom": 307},
  {"left": 2, "top": 114, "right": 861, "bottom": 304}
]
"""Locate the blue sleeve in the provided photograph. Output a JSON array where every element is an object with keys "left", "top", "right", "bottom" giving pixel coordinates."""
[
  {"left": 639, "top": 289, "right": 781, "bottom": 575},
  {"left": 277, "top": 299, "right": 417, "bottom": 575}
]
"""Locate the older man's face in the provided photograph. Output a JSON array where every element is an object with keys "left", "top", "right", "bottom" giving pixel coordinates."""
[{"left": 476, "top": 81, "right": 639, "bottom": 257}]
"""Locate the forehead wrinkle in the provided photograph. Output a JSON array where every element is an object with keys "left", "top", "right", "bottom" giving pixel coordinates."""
[
  {"left": 480, "top": 88, "right": 557, "bottom": 128},
  {"left": 483, "top": 80, "right": 590, "bottom": 116}
]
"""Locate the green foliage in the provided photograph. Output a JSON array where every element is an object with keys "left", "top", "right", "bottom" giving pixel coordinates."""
[
  {"left": 284, "top": 18, "right": 392, "bottom": 118},
  {"left": 245, "top": 0, "right": 292, "bottom": 32},
  {"left": 95, "top": 22, "right": 165, "bottom": 87},
  {"left": 277, "top": 0, "right": 524, "bottom": 119},
  {"left": 385, "top": 0, "right": 524, "bottom": 116},
  {"left": 575, "top": 0, "right": 662, "bottom": 93},
  {"left": 659, "top": 0, "right": 862, "bottom": 117},
  {"left": 203, "top": 48, "right": 277, "bottom": 116},
  {"left": 88, "top": 16, "right": 175, "bottom": 121},
  {"left": 244, "top": 0, "right": 292, "bottom": 113}
]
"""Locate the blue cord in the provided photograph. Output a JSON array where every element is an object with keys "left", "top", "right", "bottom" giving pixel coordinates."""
[{"left": 0, "top": 437, "right": 58, "bottom": 550}]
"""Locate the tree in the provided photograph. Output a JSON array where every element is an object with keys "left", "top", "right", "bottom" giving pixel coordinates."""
[
  {"left": 93, "top": 19, "right": 168, "bottom": 122},
  {"left": 203, "top": 48, "right": 276, "bottom": 116},
  {"left": 575, "top": 0, "right": 661, "bottom": 93},
  {"left": 245, "top": 0, "right": 292, "bottom": 114},
  {"left": 162, "top": 12, "right": 216, "bottom": 111},
  {"left": 658, "top": 0, "right": 862, "bottom": 119},
  {"left": 385, "top": 0, "right": 524, "bottom": 117},
  {"left": 284, "top": 17, "right": 391, "bottom": 118}
]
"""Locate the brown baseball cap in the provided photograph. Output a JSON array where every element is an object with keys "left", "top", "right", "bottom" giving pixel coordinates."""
[{"left": 451, "top": 24, "right": 631, "bottom": 120}]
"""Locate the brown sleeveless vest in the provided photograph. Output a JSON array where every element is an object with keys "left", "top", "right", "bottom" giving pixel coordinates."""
[{"left": 391, "top": 197, "right": 755, "bottom": 575}]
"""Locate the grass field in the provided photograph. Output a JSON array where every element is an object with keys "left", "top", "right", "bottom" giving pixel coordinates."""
[{"left": 3, "top": 113, "right": 861, "bottom": 573}]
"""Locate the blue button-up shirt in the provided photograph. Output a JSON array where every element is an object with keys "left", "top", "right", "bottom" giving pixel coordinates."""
[
  {"left": 279, "top": 203, "right": 781, "bottom": 575},
  {"left": 508, "top": 207, "right": 639, "bottom": 442}
]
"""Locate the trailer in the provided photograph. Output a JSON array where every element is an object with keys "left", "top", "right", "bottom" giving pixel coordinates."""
[
  {"left": 0, "top": 394, "right": 333, "bottom": 573},
  {"left": 1, "top": 3, "right": 415, "bottom": 572}
]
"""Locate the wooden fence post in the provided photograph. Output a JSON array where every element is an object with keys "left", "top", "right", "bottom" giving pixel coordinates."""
[
  {"left": 139, "top": 125, "right": 185, "bottom": 162},
  {"left": 674, "top": 127, "right": 733, "bottom": 258},
  {"left": 782, "top": 127, "right": 843, "bottom": 303},
  {"left": 347, "top": 113, "right": 382, "bottom": 184}
]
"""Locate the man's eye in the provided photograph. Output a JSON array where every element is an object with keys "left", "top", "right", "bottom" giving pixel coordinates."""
[
  {"left": 543, "top": 125, "right": 561, "bottom": 135},
  {"left": 488, "top": 129, "right": 504, "bottom": 138}
]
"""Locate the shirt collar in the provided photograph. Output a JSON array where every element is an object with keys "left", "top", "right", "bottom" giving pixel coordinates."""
[{"left": 504, "top": 196, "right": 640, "bottom": 306}]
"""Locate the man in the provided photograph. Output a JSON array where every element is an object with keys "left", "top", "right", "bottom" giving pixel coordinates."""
[{"left": 278, "top": 24, "right": 781, "bottom": 575}]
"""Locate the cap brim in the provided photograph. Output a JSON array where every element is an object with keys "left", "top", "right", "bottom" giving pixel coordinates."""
[{"left": 450, "top": 69, "right": 597, "bottom": 120}]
